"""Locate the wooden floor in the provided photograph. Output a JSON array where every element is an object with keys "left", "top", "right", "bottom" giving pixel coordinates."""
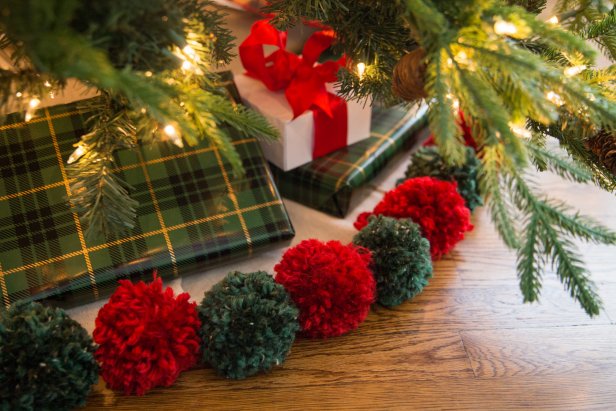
[{"left": 84, "top": 170, "right": 616, "bottom": 410}]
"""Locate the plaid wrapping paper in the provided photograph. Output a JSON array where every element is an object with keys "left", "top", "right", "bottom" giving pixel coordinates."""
[
  {"left": 0, "top": 74, "right": 294, "bottom": 308},
  {"left": 270, "top": 104, "right": 429, "bottom": 217}
]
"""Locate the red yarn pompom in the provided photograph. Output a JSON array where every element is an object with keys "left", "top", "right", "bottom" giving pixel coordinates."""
[
  {"left": 354, "top": 176, "right": 473, "bottom": 258},
  {"left": 274, "top": 239, "right": 375, "bottom": 338},
  {"left": 93, "top": 277, "right": 201, "bottom": 395}
]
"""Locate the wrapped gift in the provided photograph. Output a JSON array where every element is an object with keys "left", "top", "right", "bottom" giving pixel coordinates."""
[
  {"left": 0, "top": 73, "right": 294, "bottom": 308},
  {"left": 270, "top": 104, "right": 429, "bottom": 217},
  {"left": 235, "top": 20, "right": 372, "bottom": 171}
]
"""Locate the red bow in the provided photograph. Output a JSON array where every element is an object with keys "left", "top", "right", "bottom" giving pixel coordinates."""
[{"left": 239, "top": 19, "right": 349, "bottom": 159}]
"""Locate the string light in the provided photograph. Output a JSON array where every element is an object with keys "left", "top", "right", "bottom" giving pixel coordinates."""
[
  {"left": 67, "top": 145, "right": 87, "bottom": 164},
  {"left": 494, "top": 20, "right": 518, "bottom": 36},
  {"left": 44, "top": 81, "right": 51, "bottom": 87},
  {"left": 163, "top": 124, "right": 184, "bottom": 148},
  {"left": 546, "top": 91, "right": 564, "bottom": 106},
  {"left": 181, "top": 60, "right": 193, "bottom": 71},
  {"left": 547, "top": 16, "right": 559, "bottom": 25},
  {"left": 15, "top": 92, "right": 22, "bottom": 98},
  {"left": 182, "top": 46, "right": 198, "bottom": 60},
  {"left": 29, "top": 98, "right": 40, "bottom": 109},
  {"left": 564, "top": 65, "right": 586, "bottom": 77},
  {"left": 509, "top": 122, "right": 532, "bottom": 139},
  {"left": 25, "top": 113, "right": 33, "bottom": 122},
  {"left": 455, "top": 51, "right": 469, "bottom": 64},
  {"left": 145, "top": 71, "right": 153, "bottom": 77},
  {"left": 356, "top": 62, "right": 366, "bottom": 80}
]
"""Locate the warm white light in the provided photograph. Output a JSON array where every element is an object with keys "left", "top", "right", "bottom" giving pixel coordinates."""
[
  {"left": 29, "top": 98, "right": 40, "bottom": 109},
  {"left": 15, "top": 91, "right": 22, "bottom": 98},
  {"left": 547, "top": 15, "right": 559, "bottom": 25},
  {"left": 181, "top": 60, "right": 193, "bottom": 71},
  {"left": 25, "top": 112, "right": 33, "bottom": 122},
  {"left": 494, "top": 20, "right": 518, "bottom": 36},
  {"left": 164, "top": 124, "right": 177, "bottom": 137},
  {"left": 509, "top": 122, "right": 532, "bottom": 139},
  {"left": 67, "top": 145, "right": 86, "bottom": 164},
  {"left": 564, "top": 65, "right": 586, "bottom": 77},
  {"left": 44, "top": 81, "right": 51, "bottom": 87},
  {"left": 183, "top": 46, "right": 197, "bottom": 59},
  {"left": 145, "top": 71, "right": 153, "bottom": 77},
  {"left": 546, "top": 90, "right": 564, "bottom": 106},
  {"left": 456, "top": 51, "right": 468, "bottom": 63},
  {"left": 356, "top": 62, "right": 366, "bottom": 79}
]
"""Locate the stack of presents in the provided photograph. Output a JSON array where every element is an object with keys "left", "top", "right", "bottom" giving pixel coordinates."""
[{"left": 0, "top": 21, "right": 427, "bottom": 309}]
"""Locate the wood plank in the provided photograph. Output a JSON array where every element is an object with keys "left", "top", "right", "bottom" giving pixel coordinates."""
[
  {"left": 364, "top": 284, "right": 611, "bottom": 333},
  {"left": 461, "top": 325, "right": 616, "bottom": 378},
  {"left": 85, "top": 369, "right": 616, "bottom": 410}
]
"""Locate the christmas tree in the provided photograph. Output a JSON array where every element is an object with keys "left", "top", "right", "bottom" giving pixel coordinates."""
[{"left": 1, "top": 0, "right": 615, "bottom": 315}]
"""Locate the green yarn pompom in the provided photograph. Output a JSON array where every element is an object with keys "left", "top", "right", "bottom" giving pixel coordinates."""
[
  {"left": 199, "top": 271, "right": 300, "bottom": 379},
  {"left": 0, "top": 301, "right": 98, "bottom": 411},
  {"left": 353, "top": 215, "right": 433, "bottom": 307},
  {"left": 400, "top": 146, "right": 483, "bottom": 211}
]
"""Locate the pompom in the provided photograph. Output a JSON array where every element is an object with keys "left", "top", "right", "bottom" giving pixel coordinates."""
[
  {"left": 199, "top": 271, "right": 300, "bottom": 379},
  {"left": 354, "top": 177, "right": 473, "bottom": 259},
  {"left": 400, "top": 146, "right": 483, "bottom": 212},
  {"left": 274, "top": 239, "right": 376, "bottom": 338},
  {"left": 0, "top": 301, "right": 98, "bottom": 410},
  {"left": 353, "top": 215, "right": 433, "bottom": 307},
  {"left": 93, "top": 277, "right": 201, "bottom": 395}
]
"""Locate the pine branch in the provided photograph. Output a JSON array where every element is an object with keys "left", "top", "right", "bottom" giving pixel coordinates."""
[
  {"left": 525, "top": 139, "right": 593, "bottom": 183},
  {"left": 67, "top": 95, "right": 138, "bottom": 240}
]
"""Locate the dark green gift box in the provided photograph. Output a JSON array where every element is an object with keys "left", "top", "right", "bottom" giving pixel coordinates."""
[
  {"left": 0, "top": 75, "right": 294, "bottom": 308},
  {"left": 269, "top": 105, "right": 429, "bottom": 217}
]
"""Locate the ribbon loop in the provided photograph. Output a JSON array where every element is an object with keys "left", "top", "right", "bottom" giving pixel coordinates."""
[{"left": 239, "top": 19, "right": 349, "bottom": 160}]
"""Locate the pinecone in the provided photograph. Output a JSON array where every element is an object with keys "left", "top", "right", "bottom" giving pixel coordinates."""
[
  {"left": 392, "top": 48, "right": 428, "bottom": 102},
  {"left": 587, "top": 130, "right": 616, "bottom": 175}
]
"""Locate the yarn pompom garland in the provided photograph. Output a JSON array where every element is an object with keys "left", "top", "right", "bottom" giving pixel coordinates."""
[
  {"left": 274, "top": 239, "right": 376, "bottom": 338},
  {"left": 199, "top": 271, "right": 300, "bottom": 379},
  {"left": 0, "top": 301, "right": 98, "bottom": 411},
  {"left": 93, "top": 277, "right": 201, "bottom": 395},
  {"left": 353, "top": 215, "right": 433, "bottom": 307},
  {"left": 400, "top": 146, "right": 483, "bottom": 212},
  {"left": 354, "top": 176, "right": 473, "bottom": 259}
]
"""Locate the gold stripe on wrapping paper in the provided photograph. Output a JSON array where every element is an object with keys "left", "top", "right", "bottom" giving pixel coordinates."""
[
  {"left": 334, "top": 110, "right": 418, "bottom": 191},
  {"left": 0, "top": 138, "right": 257, "bottom": 202},
  {"left": 0, "top": 110, "right": 83, "bottom": 131},
  {"left": 0, "top": 263, "right": 9, "bottom": 308},
  {"left": 2, "top": 200, "right": 283, "bottom": 276},
  {"left": 45, "top": 109, "right": 99, "bottom": 299},
  {"left": 136, "top": 151, "right": 179, "bottom": 277},
  {"left": 213, "top": 148, "right": 254, "bottom": 256}
]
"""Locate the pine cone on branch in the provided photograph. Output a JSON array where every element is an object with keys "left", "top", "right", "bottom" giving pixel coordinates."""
[{"left": 587, "top": 130, "right": 616, "bottom": 175}]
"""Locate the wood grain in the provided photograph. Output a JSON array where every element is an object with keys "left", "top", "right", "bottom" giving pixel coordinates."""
[{"left": 461, "top": 325, "right": 616, "bottom": 378}]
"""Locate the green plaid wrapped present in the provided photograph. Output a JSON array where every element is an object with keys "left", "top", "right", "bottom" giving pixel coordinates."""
[
  {"left": 270, "top": 105, "right": 429, "bottom": 217},
  {"left": 0, "top": 75, "right": 294, "bottom": 308}
]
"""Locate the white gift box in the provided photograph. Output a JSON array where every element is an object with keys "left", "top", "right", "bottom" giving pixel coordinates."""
[{"left": 234, "top": 73, "right": 372, "bottom": 171}]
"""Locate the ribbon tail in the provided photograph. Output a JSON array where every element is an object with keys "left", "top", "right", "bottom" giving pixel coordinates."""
[{"left": 311, "top": 95, "right": 348, "bottom": 159}]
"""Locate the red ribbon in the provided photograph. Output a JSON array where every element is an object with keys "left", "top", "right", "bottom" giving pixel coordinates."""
[{"left": 239, "top": 19, "right": 348, "bottom": 159}]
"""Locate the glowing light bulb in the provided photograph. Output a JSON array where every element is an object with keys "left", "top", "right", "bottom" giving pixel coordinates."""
[
  {"left": 67, "top": 145, "right": 86, "bottom": 164},
  {"left": 29, "top": 98, "right": 40, "bottom": 109},
  {"left": 494, "top": 20, "right": 518, "bottom": 36},
  {"left": 181, "top": 60, "right": 193, "bottom": 71},
  {"left": 456, "top": 51, "right": 468, "bottom": 63},
  {"left": 25, "top": 112, "right": 33, "bottom": 122},
  {"left": 546, "top": 91, "right": 564, "bottom": 106},
  {"left": 509, "top": 122, "right": 532, "bottom": 139},
  {"left": 183, "top": 46, "right": 197, "bottom": 59},
  {"left": 357, "top": 62, "right": 366, "bottom": 79},
  {"left": 564, "top": 65, "right": 586, "bottom": 77},
  {"left": 145, "top": 71, "right": 153, "bottom": 77},
  {"left": 15, "top": 91, "right": 22, "bottom": 98},
  {"left": 547, "top": 16, "right": 559, "bottom": 25},
  {"left": 164, "top": 124, "right": 177, "bottom": 137},
  {"left": 44, "top": 81, "right": 51, "bottom": 87}
]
